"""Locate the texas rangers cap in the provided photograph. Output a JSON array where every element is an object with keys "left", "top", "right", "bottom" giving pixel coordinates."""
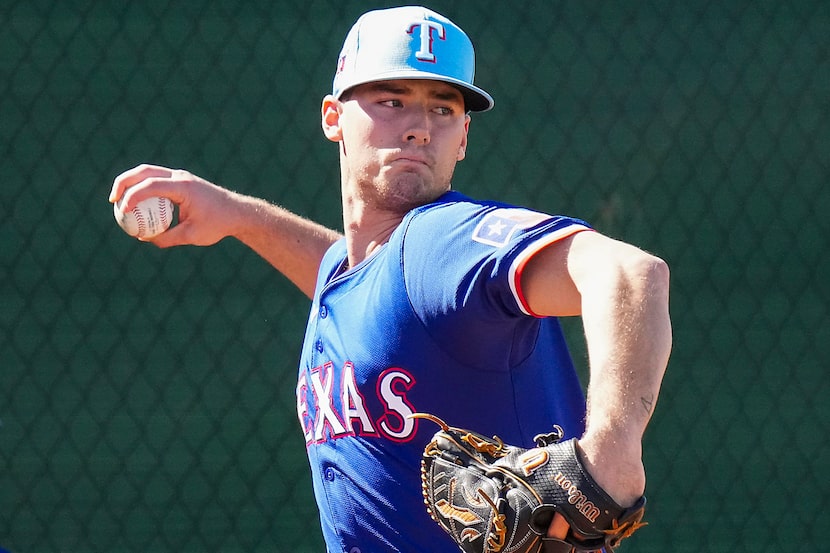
[{"left": 332, "top": 6, "right": 494, "bottom": 112}]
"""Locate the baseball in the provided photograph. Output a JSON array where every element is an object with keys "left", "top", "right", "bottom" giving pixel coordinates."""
[{"left": 114, "top": 196, "right": 175, "bottom": 239}]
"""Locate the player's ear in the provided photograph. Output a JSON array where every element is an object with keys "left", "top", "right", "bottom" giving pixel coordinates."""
[
  {"left": 457, "top": 114, "right": 471, "bottom": 161},
  {"left": 321, "top": 95, "right": 343, "bottom": 142}
]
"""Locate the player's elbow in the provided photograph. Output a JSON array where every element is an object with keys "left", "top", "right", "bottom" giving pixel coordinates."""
[
  {"left": 640, "top": 252, "right": 669, "bottom": 292},
  {"left": 629, "top": 252, "right": 673, "bottom": 362},
  {"left": 625, "top": 251, "right": 670, "bottom": 304}
]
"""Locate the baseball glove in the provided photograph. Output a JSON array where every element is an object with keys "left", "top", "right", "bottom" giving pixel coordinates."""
[{"left": 413, "top": 413, "right": 647, "bottom": 553}]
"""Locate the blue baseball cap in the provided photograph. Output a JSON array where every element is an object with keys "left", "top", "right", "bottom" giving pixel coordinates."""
[{"left": 332, "top": 6, "right": 494, "bottom": 112}]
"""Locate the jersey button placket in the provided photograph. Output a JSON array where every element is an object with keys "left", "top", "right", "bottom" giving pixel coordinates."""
[{"left": 315, "top": 301, "right": 328, "bottom": 354}]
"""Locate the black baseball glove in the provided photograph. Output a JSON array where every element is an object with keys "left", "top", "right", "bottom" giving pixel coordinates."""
[{"left": 413, "top": 414, "right": 647, "bottom": 553}]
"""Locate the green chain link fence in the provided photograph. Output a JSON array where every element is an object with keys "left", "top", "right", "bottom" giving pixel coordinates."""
[{"left": 2, "top": 1, "right": 828, "bottom": 551}]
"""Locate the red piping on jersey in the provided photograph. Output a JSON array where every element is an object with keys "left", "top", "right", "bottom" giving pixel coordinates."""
[{"left": 511, "top": 227, "right": 594, "bottom": 318}]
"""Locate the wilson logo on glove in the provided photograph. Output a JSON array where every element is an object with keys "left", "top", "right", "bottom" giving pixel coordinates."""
[{"left": 552, "top": 472, "right": 601, "bottom": 522}]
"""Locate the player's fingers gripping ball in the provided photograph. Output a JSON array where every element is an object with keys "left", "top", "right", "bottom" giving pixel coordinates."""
[
  {"left": 114, "top": 196, "right": 175, "bottom": 239},
  {"left": 412, "top": 413, "right": 647, "bottom": 553}
]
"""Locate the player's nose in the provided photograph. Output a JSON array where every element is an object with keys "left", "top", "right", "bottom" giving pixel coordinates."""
[{"left": 402, "top": 109, "right": 430, "bottom": 145}]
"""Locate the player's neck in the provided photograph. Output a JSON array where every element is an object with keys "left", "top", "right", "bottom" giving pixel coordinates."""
[{"left": 341, "top": 203, "right": 399, "bottom": 267}]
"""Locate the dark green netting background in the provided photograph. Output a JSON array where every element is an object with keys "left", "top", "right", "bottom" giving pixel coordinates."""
[{"left": 2, "top": 1, "right": 828, "bottom": 551}]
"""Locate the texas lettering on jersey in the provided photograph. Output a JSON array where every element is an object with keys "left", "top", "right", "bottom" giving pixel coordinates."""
[{"left": 296, "top": 361, "right": 418, "bottom": 445}]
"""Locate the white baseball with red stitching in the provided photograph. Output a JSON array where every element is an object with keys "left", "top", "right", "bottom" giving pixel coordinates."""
[{"left": 114, "top": 196, "right": 174, "bottom": 239}]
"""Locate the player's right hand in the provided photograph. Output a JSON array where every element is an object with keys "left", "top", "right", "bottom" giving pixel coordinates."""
[{"left": 109, "top": 164, "right": 240, "bottom": 248}]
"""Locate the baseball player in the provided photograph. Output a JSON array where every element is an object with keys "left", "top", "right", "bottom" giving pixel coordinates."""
[{"left": 109, "top": 6, "right": 671, "bottom": 553}]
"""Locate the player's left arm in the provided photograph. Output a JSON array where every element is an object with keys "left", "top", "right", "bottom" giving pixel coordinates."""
[{"left": 519, "top": 229, "right": 672, "bottom": 507}]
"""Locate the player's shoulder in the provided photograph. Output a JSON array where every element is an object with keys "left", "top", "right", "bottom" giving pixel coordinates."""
[
  {"left": 412, "top": 190, "right": 510, "bottom": 216},
  {"left": 404, "top": 191, "right": 569, "bottom": 245}
]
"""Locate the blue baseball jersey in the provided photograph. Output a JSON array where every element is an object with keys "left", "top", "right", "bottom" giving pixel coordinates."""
[{"left": 296, "top": 191, "right": 593, "bottom": 553}]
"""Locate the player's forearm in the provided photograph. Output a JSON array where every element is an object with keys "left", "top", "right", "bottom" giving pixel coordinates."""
[
  {"left": 581, "top": 253, "right": 671, "bottom": 436},
  {"left": 228, "top": 194, "right": 342, "bottom": 298},
  {"left": 577, "top": 250, "right": 672, "bottom": 504}
]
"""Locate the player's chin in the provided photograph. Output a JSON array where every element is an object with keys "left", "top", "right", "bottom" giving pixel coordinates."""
[{"left": 385, "top": 181, "right": 445, "bottom": 212}]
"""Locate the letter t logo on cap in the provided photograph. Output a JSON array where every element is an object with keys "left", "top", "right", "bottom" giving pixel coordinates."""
[{"left": 407, "top": 20, "right": 445, "bottom": 63}]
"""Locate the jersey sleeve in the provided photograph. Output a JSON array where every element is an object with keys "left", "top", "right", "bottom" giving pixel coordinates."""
[
  {"left": 501, "top": 214, "right": 593, "bottom": 317},
  {"left": 400, "top": 196, "right": 592, "bottom": 370}
]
